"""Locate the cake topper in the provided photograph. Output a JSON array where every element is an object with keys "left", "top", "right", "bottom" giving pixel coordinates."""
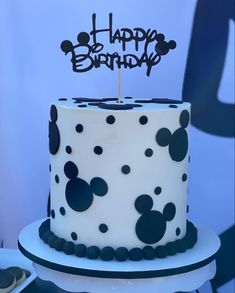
[{"left": 60, "top": 13, "right": 176, "bottom": 77}]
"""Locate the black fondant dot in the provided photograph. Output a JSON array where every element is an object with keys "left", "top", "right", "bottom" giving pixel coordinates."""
[
  {"left": 169, "top": 128, "right": 188, "bottom": 161},
  {"left": 155, "top": 245, "right": 168, "bottom": 258},
  {"left": 169, "top": 105, "right": 178, "bottom": 108},
  {"left": 187, "top": 205, "right": 189, "bottom": 213},
  {"left": 180, "top": 110, "right": 190, "bottom": 128},
  {"left": 143, "top": 246, "right": 155, "bottom": 260},
  {"left": 49, "top": 164, "right": 51, "bottom": 172},
  {"left": 100, "top": 247, "right": 115, "bottom": 261},
  {"left": 58, "top": 98, "right": 67, "bottom": 101},
  {"left": 156, "top": 128, "right": 171, "bottom": 146},
  {"left": 135, "top": 98, "right": 183, "bottom": 104},
  {"left": 115, "top": 247, "right": 129, "bottom": 261},
  {"left": 55, "top": 175, "right": 59, "bottom": 183},
  {"left": 176, "top": 227, "right": 181, "bottom": 236},
  {"left": 135, "top": 194, "right": 153, "bottom": 214},
  {"left": 139, "top": 115, "right": 148, "bottom": 125},
  {"left": 48, "top": 235, "right": 58, "bottom": 248},
  {"left": 51, "top": 209, "right": 55, "bottom": 218},
  {"left": 50, "top": 105, "right": 57, "bottom": 122},
  {"left": 76, "top": 124, "right": 83, "bottom": 133},
  {"left": 163, "top": 202, "right": 176, "bottom": 222},
  {"left": 71, "top": 232, "right": 78, "bottom": 241},
  {"left": 90, "top": 177, "right": 108, "bottom": 197},
  {"left": 99, "top": 224, "right": 108, "bottom": 233},
  {"left": 64, "top": 161, "right": 78, "bottom": 179},
  {"left": 86, "top": 246, "right": 100, "bottom": 259},
  {"left": 94, "top": 146, "right": 103, "bottom": 155},
  {"left": 188, "top": 155, "right": 191, "bottom": 163},
  {"left": 121, "top": 165, "right": 130, "bottom": 174},
  {"left": 98, "top": 103, "right": 141, "bottom": 110},
  {"left": 175, "top": 239, "right": 187, "bottom": 253},
  {"left": 106, "top": 115, "right": 115, "bottom": 124},
  {"left": 136, "top": 210, "right": 167, "bottom": 244},
  {"left": 65, "top": 146, "right": 72, "bottom": 154},
  {"left": 49, "top": 121, "right": 60, "bottom": 155},
  {"left": 166, "top": 242, "right": 177, "bottom": 256},
  {"left": 145, "top": 148, "right": 153, "bottom": 157},
  {"left": 78, "top": 104, "right": 87, "bottom": 108},
  {"left": 54, "top": 238, "right": 66, "bottom": 251},
  {"left": 182, "top": 173, "right": 187, "bottom": 182},
  {"left": 74, "top": 244, "right": 86, "bottom": 257},
  {"left": 154, "top": 186, "right": 162, "bottom": 195},
  {"left": 63, "top": 241, "right": 75, "bottom": 255},
  {"left": 66, "top": 178, "right": 93, "bottom": 211},
  {"left": 129, "top": 248, "right": 143, "bottom": 261},
  {"left": 124, "top": 96, "right": 133, "bottom": 99},
  {"left": 60, "top": 207, "right": 66, "bottom": 216}
]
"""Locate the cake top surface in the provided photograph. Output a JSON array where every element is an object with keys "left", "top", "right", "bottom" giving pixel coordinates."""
[{"left": 53, "top": 97, "right": 190, "bottom": 112}]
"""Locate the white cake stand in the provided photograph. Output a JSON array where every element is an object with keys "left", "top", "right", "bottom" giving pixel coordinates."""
[{"left": 18, "top": 219, "right": 220, "bottom": 293}]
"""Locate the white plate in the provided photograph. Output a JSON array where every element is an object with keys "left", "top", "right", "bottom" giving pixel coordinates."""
[{"left": 0, "top": 248, "right": 37, "bottom": 293}]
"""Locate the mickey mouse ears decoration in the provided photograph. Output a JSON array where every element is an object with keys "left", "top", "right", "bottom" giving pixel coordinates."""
[{"left": 61, "top": 13, "right": 176, "bottom": 77}]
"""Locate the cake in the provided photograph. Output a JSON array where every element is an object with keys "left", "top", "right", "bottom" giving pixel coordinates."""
[{"left": 39, "top": 97, "right": 197, "bottom": 261}]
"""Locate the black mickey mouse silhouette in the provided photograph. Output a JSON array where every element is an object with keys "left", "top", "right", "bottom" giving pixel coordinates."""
[
  {"left": 64, "top": 161, "right": 108, "bottom": 212},
  {"left": 49, "top": 105, "right": 60, "bottom": 155},
  {"left": 135, "top": 194, "right": 176, "bottom": 244},
  {"left": 155, "top": 33, "right": 177, "bottom": 56},
  {"left": 156, "top": 110, "right": 190, "bottom": 162}
]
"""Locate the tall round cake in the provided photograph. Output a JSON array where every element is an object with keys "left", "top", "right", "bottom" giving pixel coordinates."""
[{"left": 39, "top": 97, "right": 197, "bottom": 261}]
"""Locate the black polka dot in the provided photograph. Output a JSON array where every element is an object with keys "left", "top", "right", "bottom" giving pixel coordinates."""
[
  {"left": 55, "top": 175, "right": 59, "bottom": 183},
  {"left": 156, "top": 128, "right": 171, "bottom": 146},
  {"left": 78, "top": 104, "right": 87, "bottom": 108},
  {"left": 49, "top": 121, "right": 60, "bottom": 155},
  {"left": 60, "top": 207, "right": 66, "bottom": 216},
  {"left": 169, "top": 128, "right": 188, "bottom": 162},
  {"left": 49, "top": 164, "right": 51, "bottom": 172},
  {"left": 145, "top": 148, "right": 153, "bottom": 157},
  {"left": 135, "top": 194, "right": 153, "bottom": 214},
  {"left": 86, "top": 246, "right": 100, "bottom": 259},
  {"left": 115, "top": 247, "right": 128, "bottom": 261},
  {"left": 100, "top": 247, "right": 115, "bottom": 261},
  {"left": 169, "top": 105, "right": 178, "bottom": 108},
  {"left": 99, "top": 224, "right": 108, "bottom": 233},
  {"left": 71, "top": 232, "right": 78, "bottom": 241},
  {"left": 66, "top": 178, "right": 93, "bottom": 212},
  {"left": 64, "top": 161, "right": 78, "bottom": 179},
  {"left": 121, "top": 165, "right": 130, "bottom": 174},
  {"left": 51, "top": 209, "right": 55, "bottom": 218},
  {"left": 74, "top": 244, "right": 86, "bottom": 257},
  {"left": 176, "top": 227, "right": 181, "bottom": 236},
  {"left": 58, "top": 98, "right": 67, "bottom": 101},
  {"left": 143, "top": 246, "right": 155, "bottom": 260},
  {"left": 65, "top": 146, "right": 72, "bottom": 154},
  {"left": 94, "top": 146, "right": 103, "bottom": 155},
  {"left": 187, "top": 205, "right": 189, "bottom": 213},
  {"left": 180, "top": 110, "right": 190, "bottom": 128},
  {"left": 50, "top": 105, "right": 58, "bottom": 122},
  {"left": 182, "top": 173, "right": 187, "bottom": 182},
  {"left": 129, "top": 248, "right": 143, "bottom": 261},
  {"left": 90, "top": 177, "right": 108, "bottom": 196},
  {"left": 139, "top": 115, "right": 148, "bottom": 125},
  {"left": 106, "top": 115, "right": 115, "bottom": 124},
  {"left": 163, "top": 202, "right": 176, "bottom": 222},
  {"left": 76, "top": 124, "right": 83, "bottom": 133},
  {"left": 124, "top": 96, "right": 133, "bottom": 99},
  {"left": 154, "top": 186, "right": 162, "bottom": 195}
]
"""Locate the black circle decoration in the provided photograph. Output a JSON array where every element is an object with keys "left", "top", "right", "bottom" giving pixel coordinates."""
[
  {"left": 99, "top": 223, "right": 108, "bottom": 233},
  {"left": 135, "top": 201, "right": 176, "bottom": 244},
  {"left": 139, "top": 115, "right": 148, "bottom": 125},
  {"left": 64, "top": 161, "right": 79, "bottom": 179},
  {"left": 100, "top": 247, "right": 115, "bottom": 261},
  {"left": 51, "top": 209, "right": 55, "bottom": 219},
  {"left": 176, "top": 227, "right": 181, "bottom": 236},
  {"left": 182, "top": 173, "right": 187, "bottom": 182},
  {"left": 169, "top": 105, "right": 178, "bottom": 108},
  {"left": 66, "top": 178, "right": 93, "bottom": 212},
  {"left": 115, "top": 247, "right": 129, "bottom": 262},
  {"left": 145, "top": 148, "right": 153, "bottom": 157},
  {"left": 129, "top": 248, "right": 143, "bottom": 261},
  {"left": 143, "top": 246, "right": 155, "bottom": 260},
  {"left": 169, "top": 128, "right": 188, "bottom": 162},
  {"left": 156, "top": 128, "right": 171, "bottom": 146},
  {"left": 71, "top": 232, "right": 78, "bottom": 241},
  {"left": 94, "top": 146, "right": 103, "bottom": 155},
  {"left": 49, "top": 105, "right": 60, "bottom": 155},
  {"left": 55, "top": 175, "right": 59, "bottom": 183},
  {"left": 90, "top": 177, "right": 108, "bottom": 196},
  {"left": 59, "top": 207, "right": 66, "bottom": 216},
  {"left": 86, "top": 246, "right": 100, "bottom": 259},
  {"left": 75, "top": 124, "right": 83, "bottom": 133},
  {"left": 154, "top": 186, "right": 162, "bottom": 195},
  {"left": 65, "top": 146, "right": 72, "bottom": 154},
  {"left": 74, "top": 244, "right": 86, "bottom": 257},
  {"left": 135, "top": 194, "right": 153, "bottom": 214},
  {"left": 163, "top": 202, "right": 176, "bottom": 222},
  {"left": 121, "top": 165, "right": 131, "bottom": 174},
  {"left": 180, "top": 110, "right": 190, "bottom": 128},
  {"left": 106, "top": 115, "right": 115, "bottom": 124}
]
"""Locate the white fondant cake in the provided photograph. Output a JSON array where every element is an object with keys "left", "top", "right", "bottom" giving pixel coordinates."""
[{"left": 48, "top": 97, "right": 191, "bottom": 257}]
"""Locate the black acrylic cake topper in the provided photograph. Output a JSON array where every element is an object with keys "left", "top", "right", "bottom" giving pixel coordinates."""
[{"left": 61, "top": 13, "right": 176, "bottom": 77}]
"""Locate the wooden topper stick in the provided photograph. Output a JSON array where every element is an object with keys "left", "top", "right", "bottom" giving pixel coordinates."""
[{"left": 118, "top": 68, "right": 121, "bottom": 103}]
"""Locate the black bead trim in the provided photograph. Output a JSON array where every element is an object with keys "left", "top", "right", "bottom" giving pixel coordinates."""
[{"left": 39, "top": 219, "right": 198, "bottom": 262}]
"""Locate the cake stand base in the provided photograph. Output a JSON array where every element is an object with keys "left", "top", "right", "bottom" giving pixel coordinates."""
[{"left": 18, "top": 219, "right": 220, "bottom": 293}]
